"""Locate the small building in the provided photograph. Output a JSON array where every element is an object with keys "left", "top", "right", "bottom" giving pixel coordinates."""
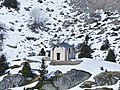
[{"left": 51, "top": 42, "right": 75, "bottom": 61}]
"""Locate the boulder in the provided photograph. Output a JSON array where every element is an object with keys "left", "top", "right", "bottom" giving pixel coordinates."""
[
  {"left": 54, "top": 70, "right": 62, "bottom": 76},
  {"left": 42, "top": 83, "right": 57, "bottom": 90},
  {"left": 0, "top": 74, "right": 25, "bottom": 89},
  {"left": 62, "top": 20, "right": 71, "bottom": 27},
  {"left": 42, "top": 69, "right": 91, "bottom": 90},
  {"left": 94, "top": 71, "right": 120, "bottom": 86},
  {"left": 80, "top": 81, "right": 97, "bottom": 88}
]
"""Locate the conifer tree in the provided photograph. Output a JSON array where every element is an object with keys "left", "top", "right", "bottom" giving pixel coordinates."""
[
  {"left": 39, "top": 48, "right": 46, "bottom": 56},
  {"left": 38, "top": 58, "right": 48, "bottom": 82},
  {"left": 78, "top": 42, "right": 93, "bottom": 58},
  {"left": 0, "top": 54, "right": 9, "bottom": 75},
  {"left": 100, "top": 39, "right": 110, "bottom": 50},
  {"left": 105, "top": 49, "right": 116, "bottom": 62},
  {"left": 2, "top": 0, "right": 18, "bottom": 9},
  {"left": 21, "top": 62, "right": 32, "bottom": 77}
]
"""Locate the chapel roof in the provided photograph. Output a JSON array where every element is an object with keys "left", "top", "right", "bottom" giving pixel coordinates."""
[{"left": 56, "top": 42, "right": 74, "bottom": 48}]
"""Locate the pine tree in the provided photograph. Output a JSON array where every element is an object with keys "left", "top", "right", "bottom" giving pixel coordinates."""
[
  {"left": 78, "top": 42, "right": 93, "bottom": 58},
  {"left": 38, "top": 58, "right": 48, "bottom": 82},
  {"left": 21, "top": 62, "right": 32, "bottom": 77},
  {"left": 2, "top": 0, "right": 18, "bottom": 9},
  {"left": 100, "top": 39, "right": 110, "bottom": 50},
  {"left": 0, "top": 54, "right": 9, "bottom": 75},
  {"left": 39, "top": 48, "right": 46, "bottom": 56},
  {"left": 105, "top": 49, "right": 116, "bottom": 62}
]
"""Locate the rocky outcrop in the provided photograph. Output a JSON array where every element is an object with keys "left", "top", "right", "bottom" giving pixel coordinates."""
[
  {"left": 42, "top": 83, "right": 57, "bottom": 90},
  {"left": 80, "top": 81, "right": 97, "bottom": 88},
  {"left": 69, "top": 0, "right": 120, "bottom": 14},
  {"left": 0, "top": 74, "right": 25, "bottom": 90},
  {"left": 42, "top": 69, "right": 91, "bottom": 90},
  {"left": 94, "top": 71, "right": 120, "bottom": 86},
  {"left": 90, "top": 87, "right": 113, "bottom": 90},
  {"left": 53, "top": 70, "right": 62, "bottom": 76}
]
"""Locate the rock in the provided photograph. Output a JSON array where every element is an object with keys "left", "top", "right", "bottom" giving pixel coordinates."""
[
  {"left": 60, "top": 12, "right": 64, "bottom": 15},
  {"left": 97, "top": 29, "right": 105, "bottom": 35},
  {"left": 54, "top": 69, "right": 91, "bottom": 90},
  {"left": 6, "top": 44, "right": 17, "bottom": 49},
  {"left": 91, "top": 87, "right": 113, "bottom": 90},
  {"left": 26, "top": 37, "right": 37, "bottom": 41},
  {"left": 94, "top": 71, "right": 120, "bottom": 86},
  {"left": 0, "top": 34, "right": 3, "bottom": 42},
  {"left": 111, "top": 32, "right": 118, "bottom": 36},
  {"left": 62, "top": 20, "right": 71, "bottom": 27},
  {"left": 38, "top": 0, "right": 43, "bottom": 3},
  {"left": 0, "top": 74, "right": 25, "bottom": 89},
  {"left": 42, "top": 83, "right": 57, "bottom": 90},
  {"left": 46, "top": 23, "right": 51, "bottom": 25},
  {"left": 76, "top": 35, "right": 84, "bottom": 38},
  {"left": 51, "top": 9, "right": 54, "bottom": 12},
  {"left": 24, "top": 7, "right": 30, "bottom": 11},
  {"left": 54, "top": 70, "right": 62, "bottom": 76},
  {"left": 42, "top": 69, "right": 91, "bottom": 90},
  {"left": 80, "top": 81, "right": 97, "bottom": 88},
  {"left": 28, "top": 52, "right": 36, "bottom": 56},
  {"left": 69, "top": 0, "right": 120, "bottom": 14},
  {"left": 46, "top": 7, "right": 50, "bottom": 12}
]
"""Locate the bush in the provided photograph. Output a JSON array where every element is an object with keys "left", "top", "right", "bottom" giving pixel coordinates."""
[
  {"left": 2, "top": 0, "right": 19, "bottom": 10},
  {"left": 0, "top": 54, "right": 9, "bottom": 75},
  {"left": 21, "top": 62, "right": 32, "bottom": 77},
  {"left": 39, "top": 48, "right": 46, "bottom": 56},
  {"left": 28, "top": 9, "right": 48, "bottom": 31},
  {"left": 100, "top": 39, "right": 110, "bottom": 50},
  {"left": 105, "top": 49, "right": 116, "bottom": 62},
  {"left": 78, "top": 42, "right": 93, "bottom": 58}
]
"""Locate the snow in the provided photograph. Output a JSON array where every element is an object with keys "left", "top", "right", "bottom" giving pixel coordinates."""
[
  {"left": 0, "top": 0, "right": 120, "bottom": 89},
  {"left": 0, "top": 74, "right": 7, "bottom": 82},
  {"left": 8, "top": 57, "right": 120, "bottom": 90},
  {"left": 10, "top": 81, "right": 39, "bottom": 90}
]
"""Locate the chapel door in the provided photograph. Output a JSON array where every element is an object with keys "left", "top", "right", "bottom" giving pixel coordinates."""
[{"left": 57, "top": 53, "right": 60, "bottom": 60}]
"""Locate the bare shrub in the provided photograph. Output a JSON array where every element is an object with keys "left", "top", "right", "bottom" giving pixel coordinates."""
[{"left": 28, "top": 9, "right": 49, "bottom": 32}]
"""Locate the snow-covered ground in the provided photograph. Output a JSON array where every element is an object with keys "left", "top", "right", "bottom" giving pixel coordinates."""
[
  {"left": 0, "top": 0, "right": 119, "bottom": 62},
  {"left": 7, "top": 56, "right": 120, "bottom": 90},
  {"left": 0, "top": 0, "right": 120, "bottom": 89}
]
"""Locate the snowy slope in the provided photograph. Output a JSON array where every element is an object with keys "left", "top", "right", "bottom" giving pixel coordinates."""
[
  {"left": 0, "top": 0, "right": 120, "bottom": 62},
  {"left": 7, "top": 57, "right": 120, "bottom": 90},
  {"left": 0, "top": 0, "right": 120, "bottom": 90}
]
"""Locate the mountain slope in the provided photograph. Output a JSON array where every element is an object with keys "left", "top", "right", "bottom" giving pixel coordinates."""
[
  {"left": 0, "top": 0, "right": 120, "bottom": 62},
  {"left": 0, "top": 0, "right": 120, "bottom": 90}
]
